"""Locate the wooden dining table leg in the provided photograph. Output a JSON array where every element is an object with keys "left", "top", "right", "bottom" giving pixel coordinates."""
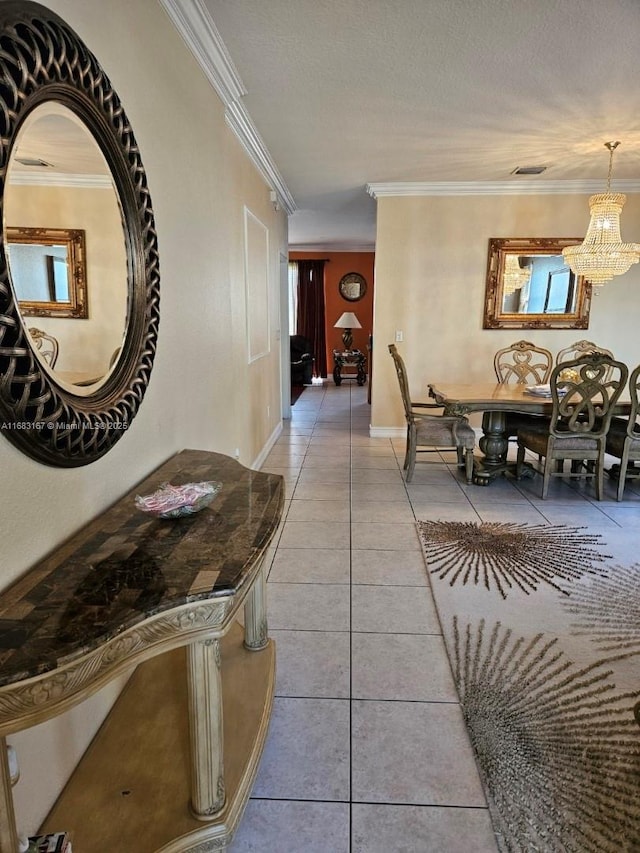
[
  {"left": 474, "top": 410, "right": 535, "bottom": 484},
  {"left": 471, "top": 411, "right": 510, "bottom": 484}
]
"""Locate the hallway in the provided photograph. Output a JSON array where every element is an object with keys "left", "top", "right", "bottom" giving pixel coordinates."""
[{"left": 230, "top": 381, "right": 639, "bottom": 852}]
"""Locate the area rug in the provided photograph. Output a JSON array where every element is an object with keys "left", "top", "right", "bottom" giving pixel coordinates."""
[{"left": 417, "top": 520, "right": 640, "bottom": 853}]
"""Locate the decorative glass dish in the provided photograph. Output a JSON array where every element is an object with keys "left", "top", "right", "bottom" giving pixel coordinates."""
[
  {"left": 523, "top": 384, "right": 553, "bottom": 397},
  {"left": 523, "top": 384, "right": 568, "bottom": 398},
  {"left": 135, "top": 480, "right": 222, "bottom": 519}
]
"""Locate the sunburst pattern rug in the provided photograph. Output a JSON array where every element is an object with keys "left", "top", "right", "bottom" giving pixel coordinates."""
[{"left": 417, "top": 520, "right": 640, "bottom": 853}]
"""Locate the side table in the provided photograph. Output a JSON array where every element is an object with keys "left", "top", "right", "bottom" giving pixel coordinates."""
[
  {"left": 0, "top": 450, "right": 283, "bottom": 852},
  {"left": 333, "top": 350, "right": 367, "bottom": 386}
]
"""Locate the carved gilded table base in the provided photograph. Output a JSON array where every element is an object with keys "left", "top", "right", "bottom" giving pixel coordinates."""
[{"left": 40, "top": 621, "right": 274, "bottom": 852}]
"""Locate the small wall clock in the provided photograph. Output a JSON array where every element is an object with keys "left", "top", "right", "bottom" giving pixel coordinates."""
[{"left": 338, "top": 272, "right": 367, "bottom": 302}]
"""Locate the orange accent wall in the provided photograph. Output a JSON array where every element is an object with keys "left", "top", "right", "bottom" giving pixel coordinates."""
[{"left": 290, "top": 251, "right": 375, "bottom": 375}]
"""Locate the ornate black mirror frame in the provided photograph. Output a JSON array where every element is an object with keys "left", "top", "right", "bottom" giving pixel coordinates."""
[
  {"left": 483, "top": 237, "right": 591, "bottom": 330},
  {"left": 0, "top": 2, "right": 160, "bottom": 466}
]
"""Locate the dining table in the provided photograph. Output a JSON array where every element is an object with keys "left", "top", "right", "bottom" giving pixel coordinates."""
[{"left": 428, "top": 381, "right": 632, "bottom": 486}]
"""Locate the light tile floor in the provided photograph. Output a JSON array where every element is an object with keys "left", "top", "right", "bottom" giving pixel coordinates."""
[{"left": 229, "top": 382, "right": 640, "bottom": 853}]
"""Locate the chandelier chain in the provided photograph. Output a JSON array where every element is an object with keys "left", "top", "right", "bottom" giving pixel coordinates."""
[{"left": 604, "top": 140, "right": 621, "bottom": 192}]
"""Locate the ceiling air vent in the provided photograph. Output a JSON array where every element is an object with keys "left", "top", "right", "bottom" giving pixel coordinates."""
[{"left": 511, "top": 165, "right": 547, "bottom": 175}]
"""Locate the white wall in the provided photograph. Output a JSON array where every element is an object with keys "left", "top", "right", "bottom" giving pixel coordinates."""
[
  {"left": 4, "top": 0, "right": 287, "bottom": 833},
  {"left": 372, "top": 193, "right": 640, "bottom": 430}
]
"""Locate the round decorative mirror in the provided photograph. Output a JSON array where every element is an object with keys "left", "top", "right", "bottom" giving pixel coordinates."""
[
  {"left": 0, "top": 2, "right": 160, "bottom": 466},
  {"left": 338, "top": 271, "right": 367, "bottom": 302}
]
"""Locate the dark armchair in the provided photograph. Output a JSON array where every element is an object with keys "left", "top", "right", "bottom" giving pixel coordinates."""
[{"left": 290, "top": 335, "right": 314, "bottom": 385}]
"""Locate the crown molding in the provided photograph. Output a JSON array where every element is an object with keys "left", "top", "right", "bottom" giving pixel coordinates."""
[
  {"left": 161, "top": 0, "right": 296, "bottom": 215},
  {"left": 159, "top": 0, "right": 246, "bottom": 103},
  {"left": 9, "top": 172, "right": 113, "bottom": 189},
  {"left": 367, "top": 180, "right": 640, "bottom": 198},
  {"left": 290, "top": 243, "right": 375, "bottom": 252},
  {"left": 226, "top": 103, "right": 296, "bottom": 215}
]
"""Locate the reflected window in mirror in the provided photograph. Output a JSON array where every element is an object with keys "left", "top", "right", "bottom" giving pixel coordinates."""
[{"left": 483, "top": 238, "right": 592, "bottom": 330}]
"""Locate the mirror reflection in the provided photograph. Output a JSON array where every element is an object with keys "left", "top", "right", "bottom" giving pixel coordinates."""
[
  {"left": 4, "top": 103, "right": 128, "bottom": 393},
  {"left": 501, "top": 253, "right": 578, "bottom": 315},
  {"left": 6, "top": 226, "right": 87, "bottom": 317},
  {"left": 483, "top": 238, "right": 592, "bottom": 330}
]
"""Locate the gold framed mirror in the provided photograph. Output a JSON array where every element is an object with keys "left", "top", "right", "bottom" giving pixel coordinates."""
[
  {"left": 483, "top": 238, "right": 591, "bottom": 330},
  {"left": 6, "top": 227, "right": 87, "bottom": 318},
  {"left": 0, "top": 2, "right": 160, "bottom": 467}
]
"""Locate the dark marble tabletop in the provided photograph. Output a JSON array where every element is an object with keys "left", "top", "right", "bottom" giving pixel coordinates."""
[{"left": 0, "top": 450, "right": 284, "bottom": 687}]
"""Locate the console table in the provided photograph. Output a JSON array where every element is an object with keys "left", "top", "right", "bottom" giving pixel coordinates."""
[
  {"left": 332, "top": 349, "right": 367, "bottom": 386},
  {"left": 0, "top": 450, "right": 284, "bottom": 852}
]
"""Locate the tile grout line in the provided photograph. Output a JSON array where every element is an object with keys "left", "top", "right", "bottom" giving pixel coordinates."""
[{"left": 348, "top": 381, "right": 353, "bottom": 852}]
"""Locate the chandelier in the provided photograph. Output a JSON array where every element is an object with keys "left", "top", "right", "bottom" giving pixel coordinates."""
[
  {"left": 502, "top": 254, "right": 532, "bottom": 295},
  {"left": 563, "top": 141, "right": 640, "bottom": 286}
]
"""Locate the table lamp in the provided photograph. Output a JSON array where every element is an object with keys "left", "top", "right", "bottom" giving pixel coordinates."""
[{"left": 334, "top": 311, "right": 362, "bottom": 350}]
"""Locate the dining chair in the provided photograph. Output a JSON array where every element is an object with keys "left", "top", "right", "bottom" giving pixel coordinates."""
[
  {"left": 494, "top": 340, "right": 553, "bottom": 385},
  {"left": 494, "top": 340, "right": 553, "bottom": 442},
  {"left": 388, "top": 344, "right": 475, "bottom": 483},
  {"left": 28, "top": 327, "right": 59, "bottom": 368},
  {"left": 605, "top": 363, "right": 640, "bottom": 501},
  {"left": 556, "top": 340, "right": 615, "bottom": 381},
  {"left": 516, "top": 354, "right": 628, "bottom": 499}
]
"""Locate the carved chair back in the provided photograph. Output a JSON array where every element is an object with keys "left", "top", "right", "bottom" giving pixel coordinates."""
[
  {"left": 388, "top": 343, "right": 415, "bottom": 421},
  {"left": 556, "top": 340, "right": 614, "bottom": 382},
  {"left": 494, "top": 340, "right": 553, "bottom": 385},
  {"left": 549, "top": 354, "right": 628, "bottom": 439},
  {"left": 624, "top": 364, "right": 640, "bottom": 438},
  {"left": 29, "top": 327, "right": 59, "bottom": 368}
]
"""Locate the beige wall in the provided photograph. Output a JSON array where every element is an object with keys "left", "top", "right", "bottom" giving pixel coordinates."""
[
  {"left": 372, "top": 193, "right": 640, "bottom": 430},
  {"left": 5, "top": 0, "right": 287, "bottom": 834}
]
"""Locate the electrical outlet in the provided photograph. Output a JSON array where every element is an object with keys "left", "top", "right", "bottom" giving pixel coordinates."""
[{"left": 395, "top": 330, "right": 404, "bottom": 342}]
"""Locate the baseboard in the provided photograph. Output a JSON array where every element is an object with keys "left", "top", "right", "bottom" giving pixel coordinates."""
[
  {"left": 369, "top": 426, "right": 405, "bottom": 438},
  {"left": 253, "top": 421, "right": 283, "bottom": 470}
]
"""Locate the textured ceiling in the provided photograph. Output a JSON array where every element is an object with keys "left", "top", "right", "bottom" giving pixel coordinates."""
[
  {"left": 11, "top": 105, "right": 110, "bottom": 178},
  {"left": 205, "top": 0, "right": 640, "bottom": 249}
]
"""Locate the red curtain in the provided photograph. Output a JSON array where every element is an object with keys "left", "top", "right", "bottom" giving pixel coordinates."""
[{"left": 296, "top": 260, "right": 327, "bottom": 378}]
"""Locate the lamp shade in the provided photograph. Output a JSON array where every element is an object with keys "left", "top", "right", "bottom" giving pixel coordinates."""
[
  {"left": 334, "top": 312, "right": 362, "bottom": 330},
  {"left": 334, "top": 311, "right": 362, "bottom": 351}
]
